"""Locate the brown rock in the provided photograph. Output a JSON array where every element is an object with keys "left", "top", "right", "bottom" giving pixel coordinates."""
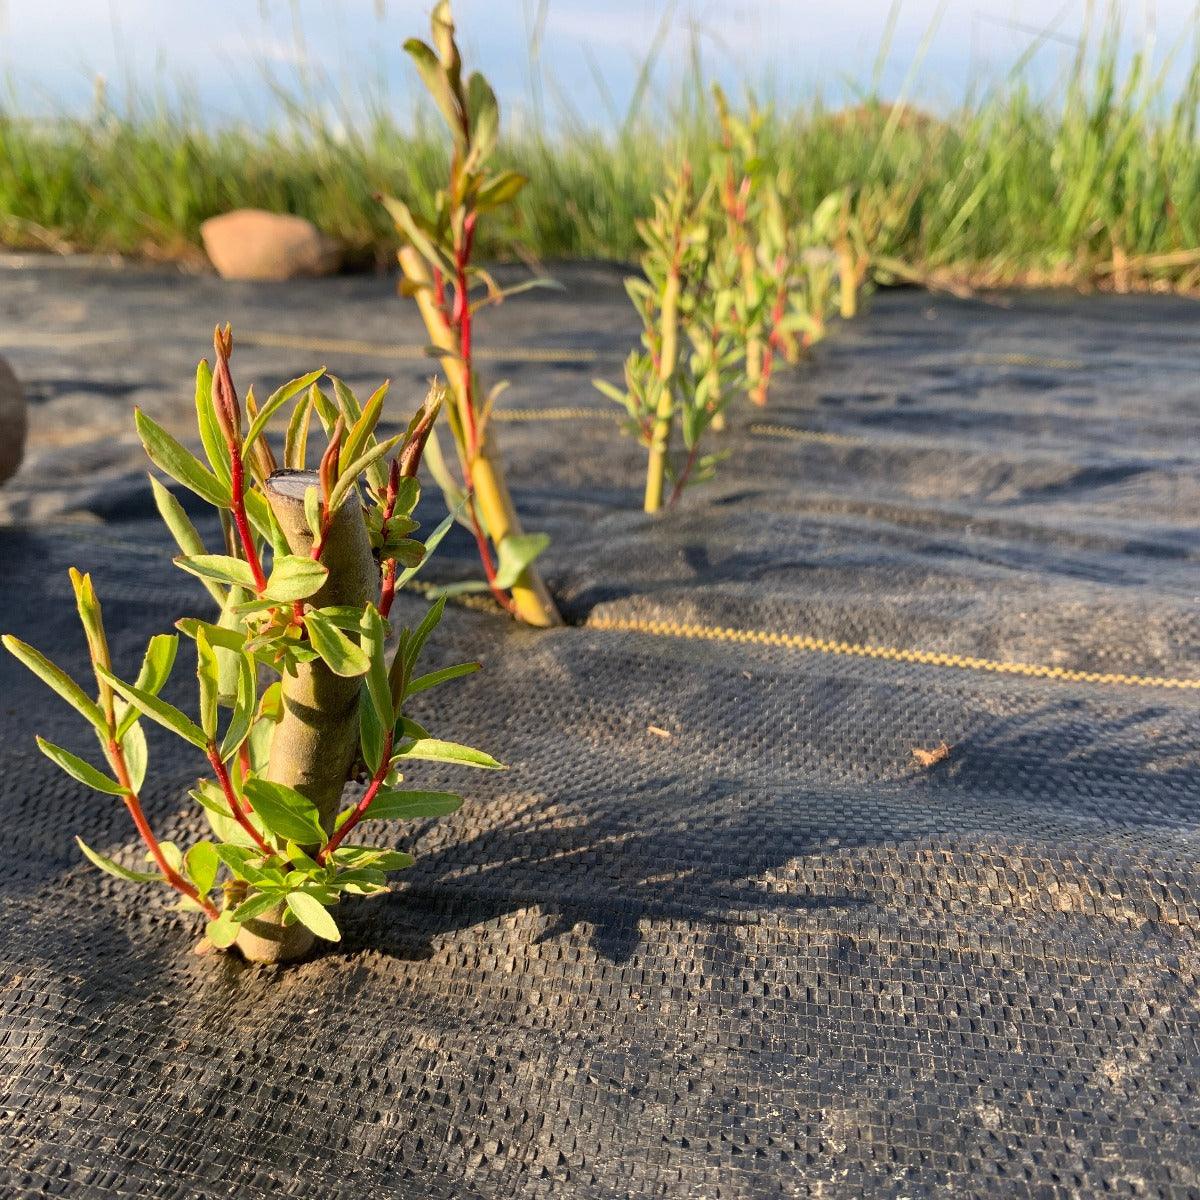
[
  {"left": 827, "top": 102, "right": 946, "bottom": 137},
  {"left": 0, "top": 356, "right": 27, "bottom": 485},
  {"left": 200, "top": 209, "right": 342, "bottom": 281}
]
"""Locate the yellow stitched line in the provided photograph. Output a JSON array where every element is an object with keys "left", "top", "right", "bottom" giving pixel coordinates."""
[
  {"left": 494, "top": 407, "right": 610, "bottom": 422},
  {"left": 965, "top": 352, "right": 1085, "bottom": 370},
  {"left": 750, "top": 422, "right": 862, "bottom": 446},
  {"left": 0, "top": 329, "right": 124, "bottom": 349},
  {"left": 401, "top": 581, "right": 1198, "bottom": 691},
  {"left": 586, "top": 615, "right": 1200, "bottom": 690},
  {"left": 238, "top": 329, "right": 599, "bottom": 364}
]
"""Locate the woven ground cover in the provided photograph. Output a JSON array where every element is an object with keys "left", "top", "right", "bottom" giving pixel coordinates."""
[{"left": 1, "top": 261, "right": 1199, "bottom": 1197}]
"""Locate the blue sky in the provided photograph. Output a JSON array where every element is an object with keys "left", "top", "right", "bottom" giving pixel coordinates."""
[{"left": 3, "top": 1, "right": 1198, "bottom": 126}]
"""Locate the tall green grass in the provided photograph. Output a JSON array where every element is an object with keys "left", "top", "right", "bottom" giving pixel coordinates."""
[{"left": 4, "top": 16, "right": 1200, "bottom": 290}]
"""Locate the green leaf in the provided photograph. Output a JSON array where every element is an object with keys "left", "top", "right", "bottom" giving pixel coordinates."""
[
  {"left": 338, "top": 380, "right": 388, "bottom": 474},
  {"left": 477, "top": 278, "right": 562, "bottom": 310},
  {"left": 282, "top": 843, "right": 324, "bottom": 875},
  {"left": 326, "top": 434, "right": 403, "bottom": 515},
  {"left": 330, "top": 375, "right": 364, "bottom": 426},
  {"left": 135, "top": 409, "right": 229, "bottom": 509},
  {"left": 121, "top": 719, "right": 148, "bottom": 791},
  {"left": 206, "top": 911, "right": 239, "bottom": 949},
  {"left": 242, "top": 778, "right": 325, "bottom": 845},
  {"left": 195, "top": 627, "right": 219, "bottom": 739},
  {"left": 362, "top": 790, "right": 462, "bottom": 821},
  {"left": 185, "top": 840, "right": 219, "bottom": 896},
  {"left": 395, "top": 507, "right": 457, "bottom": 589},
  {"left": 230, "top": 596, "right": 279, "bottom": 616},
  {"left": 403, "top": 35, "right": 461, "bottom": 131},
  {"left": 285, "top": 891, "right": 341, "bottom": 942},
  {"left": 406, "top": 595, "right": 447, "bottom": 672},
  {"left": 285, "top": 388, "right": 315, "bottom": 470},
  {"left": 219, "top": 651, "right": 257, "bottom": 762},
  {"left": 494, "top": 532, "right": 550, "bottom": 591},
  {"left": 425, "top": 580, "right": 490, "bottom": 599},
  {"left": 36, "top": 737, "right": 126, "bottom": 795},
  {"left": 213, "top": 842, "right": 263, "bottom": 878},
  {"left": 394, "top": 738, "right": 504, "bottom": 770},
  {"left": 76, "top": 836, "right": 162, "bottom": 883},
  {"left": 245, "top": 720, "right": 277, "bottom": 780},
  {"left": 384, "top": 507, "right": 420, "bottom": 538},
  {"left": 359, "top": 689, "right": 385, "bottom": 775},
  {"left": 241, "top": 369, "right": 327, "bottom": 462},
  {"left": 405, "top": 661, "right": 481, "bottom": 697},
  {"left": 148, "top": 477, "right": 224, "bottom": 603},
  {"left": 243, "top": 486, "right": 275, "bottom": 542},
  {"left": 155, "top": 840, "right": 184, "bottom": 874},
  {"left": 383, "top": 193, "right": 447, "bottom": 269},
  {"left": 175, "top": 554, "right": 258, "bottom": 591},
  {"left": 195, "top": 793, "right": 261, "bottom": 849},
  {"left": 381, "top": 537, "right": 425, "bottom": 567},
  {"left": 310, "top": 605, "right": 367, "bottom": 631},
  {"left": 68, "top": 569, "right": 107, "bottom": 677},
  {"left": 420, "top": 431, "right": 469, "bottom": 527},
  {"left": 1, "top": 636, "right": 105, "bottom": 731},
  {"left": 175, "top": 618, "right": 246, "bottom": 654},
  {"left": 97, "top": 666, "right": 208, "bottom": 749},
  {"left": 592, "top": 378, "right": 629, "bottom": 406},
  {"left": 136, "top": 634, "right": 180, "bottom": 693},
  {"left": 359, "top": 605, "right": 392, "bottom": 727},
  {"left": 264, "top": 555, "right": 328, "bottom": 604},
  {"left": 310, "top": 385, "right": 341, "bottom": 435},
  {"left": 466, "top": 72, "right": 500, "bottom": 163},
  {"left": 231, "top": 891, "right": 281, "bottom": 923},
  {"left": 476, "top": 169, "right": 528, "bottom": 211},
  {"left": 303, "top": 610, "right": 370, "bottom": 678},
  {"left": 304, "top": 484, "right": 323, "bottom": 540},
  {"left": 396, "top": 716, "right": 431, "bottom": 743},
  {"left": 195, "top": 359, "right": 231, "bottom": 487},
  {"left": 332, "top": 845, "right": 415, "bottom": 872},
  {"left": 334, "top": 868, "right": 390, "bottom": 896}
]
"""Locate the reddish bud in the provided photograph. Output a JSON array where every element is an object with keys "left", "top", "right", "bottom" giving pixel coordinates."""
[
  {"left": 318, "top": 416, "right": 345, "bottom": 509},
  {"left": 212, "top": 323, "right": 242, "bottom": 444},
  {"left": 398, "top": 382, "right": 444, "bottom": 479}
]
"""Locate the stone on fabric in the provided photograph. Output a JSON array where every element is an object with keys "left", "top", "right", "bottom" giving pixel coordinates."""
[
  {"left": 200, "top": 209, "right": 342, "bottom": 281},
  {"left": 0, "top": 355, "right": 27, "bottom": 485}
]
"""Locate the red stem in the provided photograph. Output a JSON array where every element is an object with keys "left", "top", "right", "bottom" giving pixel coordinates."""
[
  {"left": 453, "top": 212, "right": 479, "bottom": 457},
  {"left": 377, "top": 459, "right": 402, "bottom": 619},
  {"left": 668, "top": 441, "right": 702, "bottom": 509},
  {"left": 465, "top": 493, "right": 517, "bottom": 615},
  {"left": 433, "top": 266, "right": 448, "bottom": 321},
  {"left": 207, "top": 746, "right": 277, "bottom": 859},
  {"left": 751, "top": 263, "right": 789, "bottom": 408},
  {"left": 445, "top": 209, "right": 512, "bottom": 612},
  {"left": 213, "top": 335, "right": 269, "bottom": 593},
  {"left": 317, "top": 731, "right": 394, "bottom": 863},
  {"left": 109, "top": 738, "right": 219, "bottom": 919},
  {"left": 229, "top": 451, "right": 268, "bottom": 593},
  {"left": 767, "top": 257, "right": 788, "bottom": 352}
]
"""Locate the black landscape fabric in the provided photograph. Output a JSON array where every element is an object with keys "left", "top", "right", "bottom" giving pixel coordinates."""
[{"left": 2, "top": 261, "right": 1200, "bottom": 1198}]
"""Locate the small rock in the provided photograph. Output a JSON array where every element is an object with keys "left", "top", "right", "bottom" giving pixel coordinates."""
[
  {"left": 200, "top": 209, "right": 342, "bottom": 281},
  {"left": 0, "top": 356, "right": 27, "bottom": 485}
]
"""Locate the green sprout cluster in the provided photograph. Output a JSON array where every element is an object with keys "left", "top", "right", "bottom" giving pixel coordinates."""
[
  {"left": 596, "top": 86, "right": 855, "bottom": 513},
  {"left": 386, "top": 0, "right": 561, "bottom": 628},
  {"left": 3, "top": 331, "right": 500, "bottom": 954}
]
